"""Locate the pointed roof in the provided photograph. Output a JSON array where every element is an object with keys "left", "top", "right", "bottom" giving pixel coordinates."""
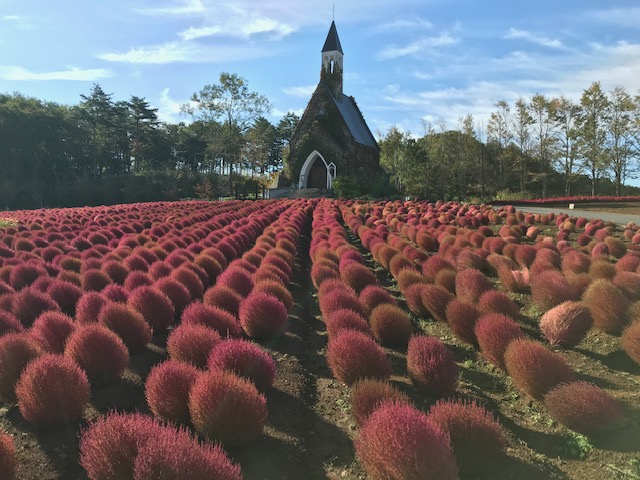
[{"left": 321, "top": 21, "right": 343, "bottom": 54}]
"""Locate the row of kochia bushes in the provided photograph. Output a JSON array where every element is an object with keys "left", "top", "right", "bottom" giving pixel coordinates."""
[{"left": 0, "top": 198, "right": 313, "bottom": 479}]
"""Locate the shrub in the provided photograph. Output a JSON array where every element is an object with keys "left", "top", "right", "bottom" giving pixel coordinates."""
[
  {"left": 369, "top": 303, "right": 413, "bottom": 347},
  {"left": 16, "top": 354, "right": 89, "bottom": 427},
  {"left": 167, "top": 324, "right": 221, "bottom": 368},
  {"left": 613, "top": 271, "right": 640, "bottom": 301},
  {"left": 202, "top": 284, "right": 242, "bottom": 316},
  {"left": 0, "top": 311, "right": 24, "bottom": 336},
  {"left": 75, "top": 291, "right": 108, "bottom": 325},
  {"left": 539, "top": 301, "right": 593, "bottom": 347},
  {"left": 181, "top": 302, "right": 241, "bottom": 338},
  {"left": 194, "top": 254, "right": 223, "bottom": 285},
  {"left": 0, "top": 333, "right": 44, "bottom": 402},
  {"left": 64, "top": 324, "right": 129, "bottom": 385},
  {"left": 496, "top": 264, "right": 530, "bottom": 293},
  {"left": 455, "top": 249, "right": 487, "bottom": 272},
  {"left": 189, "top": 369, "right": 267, "bottom": 447},
  {"left": 9, "top": 263, "right": 46, "bottom": 290},
  {"left": 422, "top": 255, "right": 455, "bottom": 282},
  {"left": 252, "top": 279, "right": 294, "bottom": 312},
  {"left": 616, "top": 253, "right": 640, "bottom": 272},
  {"left": 340, "top": 262, "right": 377, "bottom": 293},
  {"left": 434, "top": 268, "right": 457, "bottom": 294},
  {"left": 145, "top": 360, "right": 200, "bottom": 424},
  {"left": 324, "top": 308, "right": 372, "bottom": 339},
  {"left": 124, "top": 271, "right": 154, "bottom": 291},
  {"left": 420, "top": 284, "right": 454, "bottom": 323},
  {"left": 11, "top": 287, "right": 60, "bottom": 327},
  {"left": 388, "top": 254, "right": 414, "bottom": 279},
  {"left": 81, "top": 269, "right": 113, "bottom": 292},
  {"left": 30, "top": 311, "right": 76, "bottom": 353},
  {"left": 561, "top": 250, "right": 591, "bottom": 275},
  {"left": 477, "top": 290, "right": 520, "bottom": 318},
  {"left": 101, "top": 260, "right": 130, "bottom": 285},
  {"left": 407, "top": 336, "right": 458, "bottom": 397},
  {"left": 310, "top": 263, "right": 340, "bottom": 289},
  {"left": 47, "top": 280, "right": 83, "bottom": 317},
  {"left": 396, "top": 269, "right": 427, "bottom": 293},
  {"left": 355, "top": 401, "right": 458, "bottom": 480},
  {"left": 98, "top": 302, "right": 152, "bottom": 354},
  {"left": 327, "top": 329, "right": 392, "bottom": 386},
  {"left": 474, "top": 314, "right": 524, "bottom": 370},
  {"left": 0, "top": 431, "right": 17, "bottom": 480},
  {"left": 445, "top": 299, "right": 480, "bottom": 345},
  {"left": 128, "top": 286, "right": 175, "bottom": 332},
  {"left": 403, "top": 283, "right": 428, "bottom": 316},
  {"left": 172, "top": 267, "right": 205, "bottom": 300},
  {"left": 504, "top": 339, "right": 576, "bottom": 400},
  {"left": 350, "top": 379, "right": 411, "bottom": 427},
  {"left": 455, "top": 269, "right": 492, "bottom": 304},
  {"left": 589, "top": 260, "right": 616, "bottom": 280},
  {"left": 544, "top": 382, "right": 623, "bottom": 437},
  {"left": 216, "top": 268, "right": 254, "bottom": 298},
  {"left": 530, "top": 270, "right": 578, "bottom": 311},
  {"left": 514, "top": 245, "right": 537, "bottom": 268},
  {"left": 319, "top": 288, "right": 365, "bottom": 318},
  {"left": 207, "top": 339, "right": 276, "bottom": 391},
  {"left": 582, "top": 279, "right": 630, "bottom": 334},
  {"left": 604, "top": 236, "right": 626, "bottom": 258},
  {"left": 621, "top": 321, "right": 640, "bottom": 365},
  {"left": 238, "top": 292, "right": 288, "bottom": 340},
  {"left": 359, "top": 285, "right": 396, "bottom": 314},
  {"left": 428, "top": 399, "right": 506, "bottom": 475}
]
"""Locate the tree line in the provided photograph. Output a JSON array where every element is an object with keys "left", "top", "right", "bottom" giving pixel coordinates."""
[
  {"left": 379, "top": 82, "right": 640, "bottom": 201},
  {"left": 0, "top": 73, "right": 299, "bottom": 209}
]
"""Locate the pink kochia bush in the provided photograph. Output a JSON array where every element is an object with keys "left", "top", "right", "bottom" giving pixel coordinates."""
[
  {"left": 167, "top": 324, "right": 222, "bottom": 368},
  {"left": 504, "top": 339, "right": 576, "bottom": 400},
  {"left": 474, "top": 314, "right": 524, "bottom": 370},
  {"left": 189, "top": 369, "right": 267, "bottom": 447},
  {"left": 29, "top": 311, "right": 76, "bottom": 353},
  {"left": 539, "top": 301, "right": 593, "bottom": 347},
  {"left": 64, "top": 324, "right": 129, "bottom": 385},
  {"left": 359, "top": 285, "right": 397, "bottom": 314},
  {"left": 544, "top": 381, "right": 623, "bottom": 437},
  {"left": 445, "top": 299, "right": 480, "bottom": 346},
  {"left": 369, "top": 303, "right": 413, "bottom": 347},
  {"left": 238, "top": 291, "right": 289, "bottom": 340},
  {"left": 455, "top": 268, "right": 492, "bottom": 304},
  {"left": 0, "top": 431, "right": 18, "bottom": 480},
  {"left": 324, "top": 308, "right": 372, "bottom": 339},
  {"left": 127, "top": 286, "right": 175, "bottom": 333},
  {"left": 181, "top": 302, "right": 241, "bottom": 338},
  {"left": 420, "top": 284, "right": 454, "bottom": 323},
  {"left": 326, "top": 330, "right": 392, "bottom": 386},
  {"left": 0, "top": 332, "right": 44, "bottom": 402},
  {"left": 407, "top": 335, "right": 458, "bottom": 397},
  {"left": 582, "top": 279, "right": 630, "bottom": 334},
  {"left": 530, "top": 269, "right": 577, "bottom": 311},
  {"left": 98, "top": 302, "right": 152, "bottom": 354},
  {"left": 145, "top": 360, "right": 201, "bottom": 424},
  {"left": 75, "top": 291, "right": 108, "bottom": 324},
  {"left": 350, "top": 379, "right": 411, "bottom": 427},
  {"left": 207, "top": 339, "right": 276, "bottom": 392},
  {"left": 428, "top": 399, "right": 506, "bottom": 476},
  {"left": 16, "top": 354, "right": 90, "bottom": 427},
  {"left": 355, "top": 401, "right": 458, "bottom": 480},
  {"left": 79, "top": 412, "right": 241, "bottom": 480}
]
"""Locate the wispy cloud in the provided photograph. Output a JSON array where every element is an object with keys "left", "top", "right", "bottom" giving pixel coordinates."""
[
  {"left": 179, "top": 16, "right": 295, "bottom": 41},
  {"left": 0, "top": 65, "right": 113, "bottom": 81},
  {"left": 157, "top": 88, "right": 184, "bottom": 123},
  {"left": 282, "top": 85, "right": 316, "bottom": 98},
  {"left": 505, "top": 28, "right": 564, "bottom": 49},
  {"left": 584, "top": 7, "right": 640, "bottom": 29},
  {"left": 134, "top": 0, "right": 205, "bottom": 16},
  {"left": 378, "top": 33, "right": 457, "bottom": 60},
  {"left": 374, "top": 16, "right": 433, "bottom": 33},
  {"left": 2, "top": 15, "right": 21, "bottom": 21}
]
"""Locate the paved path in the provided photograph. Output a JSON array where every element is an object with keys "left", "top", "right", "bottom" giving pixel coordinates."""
[{"left": 504, "top": 205, "right": 640, "bottom": 227}]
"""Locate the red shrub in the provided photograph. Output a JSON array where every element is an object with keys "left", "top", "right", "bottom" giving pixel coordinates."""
[
  {"left": 434, "top": 268, "right": 457, "bottom": 294},
  {"left": 407, "top": 335, "right": 458, "bottom": 397},
  {"left": 310, "top": 263, "right": 340, "bottom": 289},
  {"left": 202, "top": 284, "right": 242, "bottom": 316},
  {"left": 350, "top": 379, "right": 411, "bottom": 427},
  {"left": 167, "top": 324, "right": 221, "bottom": 368},
  {"left": 47, "top": 279, "right": 83, "bottom": 317},
  {"left": 474, "top": 314, "right": 524, "bottom": 370},
  {"left": 102, "top": 284, "right": 129, "bottom": 303},
  {"left": 422, "top": 255, "right": 454, "bottom": 282},
  {"left": 207, "top": 339, "right": 276, "bottom": 391},
  {"left": 12, "top": 287, "right": 60, "bottom": 327},
  {"left": 124, "top": 271, "right": 154, "bottom": 291},
  {"left": 428, "top": 399, "right": 506, "bottom": 475},
  {"left": 98, "top": 302, "right": 152, "bottom": 354},
  {"left": 616, "top": 253, "right": 640, "bottom": 272},
  {"left": 504, "top": 339, "right": 576, "bottom": 400},
  {"left": 396, "top": 269, "right": 427, "bottom": 293},
  {"left": 530, "top": 269, "right": 578, "bottom": 311},
  {"left": 369, "top": 303, "right": 413, "bottom": 347},
  {"left": 216, "top": 267, "right": 254, "bottom": 298},
  {"left": 81, "top": 268, "right": 113, "bottom": 292},
  {"left": 604, "top": 236, "right": 627, "bottom": 259},
  {"left": 340, "top": 262, "right": 377, "bottom": 293},
  {"left": 0, "top": 311, "right": 24, "bottom": 336},
  {"left": 561, "top": 250, "right": 591, "bottom": 275},
  {"left": 324, "top": 308, "right": 372, "bottom": 339},
  {"left": 0, "top": 431, "right": 17, "bottom": 480},
  {"left": 326, "top": 329, "right": 391, "bottom": 385},
  {"left": 621, "top": 322, "right": 640, "bottom": 365},
  {"left": 359, "top": 285, "right": 396, "bottom": 314},
  {"left": 30, "top": 311, "right": 76, "bottom": 353},
  {"left": 589, "top": 260, "right": 616, "bottom": 280},
  {"left": 445, "top": 299, "right": 480, "bottom": 345},
  {"left": 613, "top": 271, "right": 640, "bottom": 301},
  {"left": 544, "top": 381, "right": 623, "bottom": 437},
  {"left": 455, "top": 268, "right": 492, "bottom": 304},
  {"left": 16, "top": 354, "right": 89, "bottom": 427},
  {"left": 0, "top": 333, "right": 44, "bottom": 402},
  {"left": 238, "top": 291, "right": 288, "bottom": 340},
  {"left": 100, "top": 260, "right": 130, "bottom": 285},
  {"left": 128, "top": 286, "right": 175, "bottom": 332},
  {"left": 388, "top": 254, "right": 414, "bottom": 279},
  {"left": 145, "top": 360, "right": 200, "bottom": 424},
  {"left": 403, "top": 283, "right": 428, "bottom": 316},
  {"left": 420, "top": 284, "right": 454, "bottom": 323},
  {"left": 455, "top": 249, "right": 487, "bottom": 272},
  {"left": 172, "top": 267, "right": 205, "bottom": 300},
  {"left": 181, "top": 302, "right": 241, "bottom": 338},
  {"left": 8, "top": 263, "right": 47, "bottom": 290},
  {"left": 355, "top": 401, "right": 458, "bottom": 480},
  {"left": 539, "top": 301, "right": 593, "bottom": 347},
  {"left": 513, "top": 245, "right": 537, "bottom": 268},
  {"left": 75, "top": 291, "right": 108, "bottom": 325},
  {"left": 189, "top": 369, "right": 267, "bottom": 447},
  {"left": 148, "top": 261, "right": 172, "bottom": 280},
  {"left": 155, "top": 276, "right": 192, "bottom": 316},
  {"left": 477, "top": 289, "right": 520, "bottom": 318},
  {"left": 64, "top": 324, "right": 129, "bottom": 385},
  {"left": 319, "top": 288, "right": 365, "bottom": 318},
  {"left": 582, "top": 279, "right": 630, "bottom": 334},
  {"left": 252, "top": 279, "right": 294, "bottom": 312}
]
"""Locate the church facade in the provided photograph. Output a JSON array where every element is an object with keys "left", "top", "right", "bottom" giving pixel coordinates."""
[{"left": 285, "top": 21, "right": 384, "bottom": 192}]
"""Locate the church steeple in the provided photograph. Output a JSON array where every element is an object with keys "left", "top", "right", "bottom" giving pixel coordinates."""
[{"left": 321, "top": 21, "right": 343, "bottom": 99}]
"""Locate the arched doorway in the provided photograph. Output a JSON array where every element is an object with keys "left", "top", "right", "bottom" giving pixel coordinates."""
[{"left": 299, "top": 150, "right": 335, "bottom": 189}]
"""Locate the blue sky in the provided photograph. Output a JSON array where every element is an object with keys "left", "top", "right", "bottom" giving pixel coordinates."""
[{"left": 1, "top": 0, "right": 639, "bottom": 136}]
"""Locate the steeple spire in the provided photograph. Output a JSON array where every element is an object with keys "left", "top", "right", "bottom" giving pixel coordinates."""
[
  {"left": 322, "top": 21, "right": 343, "bottom": 55},
  {"left": 321, "top": 21, "right": 344, "bottom": 98}
]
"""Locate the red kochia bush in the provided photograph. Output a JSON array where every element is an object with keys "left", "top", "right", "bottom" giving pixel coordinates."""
[
  {"left": 613, "top": 271, "right": 640, "bottom": 301},
  {"left": 202, "top": 284, "right": 242, "bottom": 316},
  {"left": 64, "top": 324, "right": 129, "bottom": 385},
  {"left": 252, "top": 279, "right": 294, "bottom": 312},
  {"left": 359, "top": 285, "right": 397, "bottom": 314},
  {"left": 544, "top": 381, "right": 623, "bottom": 437},
  {"left": 455, "top": 268, "right": 492, "bottom": 304},
  {"left": 539, "top": 301, "right": 593, "bottom": 347},
  {"left": 12, "top": 287, "right": 60, "bottom": 327},
  {"left": 324, "top": 308, "right": 372, "bottom": 339},
  {"left": 47, "top": 279, "right": 83, "bottom": 317},
  {"left": 180, "top": 302, "right": 242, "bottom": 338},
  {"left": 403, "top": 283, "right": 428, "bottom": 316},
  {"left": 621, "top": 322, "right": 640, "bottom": 365},
  {"left": 582, "top": 279, "right": 630, "bottom": 334},
  {"left": 155, "top": 276, "right": 192, "bottom": 316},
  {"left": 350, "top": 379, "right": 411, "bottom": 427},
  {"left": 327, "top": 329, "right": 392, "bottom": 386},
  {"left": 0, "top": 311, "right": 24, "bottom": 336},
  {"left": 369, "top": 303, "right": 413, "bottom": 347},
  {"left": 319, "top": 288, "right": 366, "bottom": 318},
  {"left": 167, "top": 324, "right": 222, "bottom": 368},
  {"left": 189, "top": 369, "right": 267, "bottom": 447},
  {"left": 238, "top": 292, "right": 288, "bottom": 340},
  {"left": 128, "top": 286, "right": 175, "bottom": 332},
  {"left": 530, "top": 269, "right": 578, "bottom": 311},
  {"left": 207, "top": 339, "right": 276, "bottom": 391},
  {"left": 0, "top": 431, "right": 18, "bottom": 480},
  {"left": 172, "top": 267, "right": 205, "bottom": 300},
  {"left": 504, "top": 339, "right": 576, "bottom": 400},
  {"left": 30, "top": 311, "right": 76, "bottom": 353},
  {"left": 420, "top": 284, "right": 454, "bottom": 323},
  {"left": 0, "top": 333, "right": 44, "bottom": 402},
  {"left": 477, "top": 290, "right": 520, "bottom": 318},
  {"left": 75, "top": 291, "right": 108, "bottom": 325},
  {"left": 340, "top": 262, "right": 377, "bottom": 293},
  {"left": 445, "top": 299, "right": 480, "bottom": 345},
  {"left": 16, "top": 354, "right": 90, "bottom": 427},
  {"left": 355, "top": 401, "right": 458, "bottom": 480},
  {"left": 407, "top": 336, "right": 458, "bottom": 397},
  {"left": 216, "top": 267, "right": 254, "bottom": 298},
  {"left": 428, "top": 399, "right": 506, "bottom": 475},
  {"left": 474, "top": 314, "right": 524, "bottom": 370},
  {"left": 81, "top": 269, "right": 113, "bottom": 292},
  {"left": 98, "top": 302, "right": 152, "bottom": 354},
  {"left": 145, "top": 360, "right": 200, "bottom": 424}
]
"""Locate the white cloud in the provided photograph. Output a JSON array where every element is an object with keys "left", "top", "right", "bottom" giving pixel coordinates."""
[
  {"left": 2, "top": 15, "right": 20, "bottom": 21},
  {"left": 179, "top": 16, "right": 295, "bottom": 41},
  {"left": 157, "top": 88, "right": 185, "bottom": 123},
  {"left": 0, "top": 65, "right": 113, "bottom": 81},
  {"left": 282, "top": 85, "right": 316, "bottom": 98},
  {"left": 505, "top": 28, "right": 564, "bottom": 49},
  {"left": 378, "top": 33, "right": 457, "bottom": 60},
  {"left": 374, "top": 16, "right": 433, "bottom": 33},
  {"left": 134, "top": 0, "right": 205, "bottom": 16},
  {"left": 584, "top": 7, "right": 640, "bottom": 29},
  {"left": 272, "top": 106, "right": 304, "bottom": 118}
]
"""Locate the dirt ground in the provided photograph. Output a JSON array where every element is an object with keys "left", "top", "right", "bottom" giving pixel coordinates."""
[{"left": 2, "top": 204, "right": 640, "bottom": 480}]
